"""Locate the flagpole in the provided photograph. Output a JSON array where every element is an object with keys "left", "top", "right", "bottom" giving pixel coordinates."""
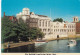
[{"left": 50, "top": 8, "right": 51, "bottom": 18}]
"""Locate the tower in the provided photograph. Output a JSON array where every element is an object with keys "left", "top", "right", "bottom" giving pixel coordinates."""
[
  {"left": 22, "top": 8, "right": 30, "bottom": 15},
  {"left": 4, "top": 12, "right": 5, "bottom": 17},
  {"left": 73, "top": 16, "right": 79, "bottom": 22}
]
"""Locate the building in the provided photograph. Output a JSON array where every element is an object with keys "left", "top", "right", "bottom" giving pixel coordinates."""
[
  {"left": 76, "top": 23, "right": 80, "bottom": 36},
  {"left": 52, "top": 22, "right": 76, "bottom": 38},
  {"left": 73, "top": 16, "right": 80, "bottom": 36},
  {"left": 73, "top": 16, "right": 79, "bottom": 22},
  {"left": 37, "top": 15, "right": 53, "bottom": 39},
  {"left": 3, "top": 12, "right": 17, "bottom": 22},
  {"left": 16, "top": 8, "right": 52, "bottom": 39},
  {"left": 16, "top": 8, "right": 80, "bottom": 39}
]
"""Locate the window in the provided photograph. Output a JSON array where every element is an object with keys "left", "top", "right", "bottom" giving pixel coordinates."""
[
  {"left": 48, "top": 21, "right": 50, "bottom": 26},
  {"left": 27, "top": 10, "right": 29, "bottom": 14},
  {"left": 56, "top": 29, "right": 57, "bottom": 32},
  {"left": 39, "top": 20, "right": 41, "bottom": 26},
  {"left": 58, "top": 29, "right": 59, "bottom": 32},
  {"left": 46, "top": 21, "right": 47, "bottom": 27},
  {"left": 62, "top": 29, "right": 63, "bottom": 32},
  {"left": 48, "top": 29, "right": 50, "bottom": 32},
  {"left": 76, "top": 19, "right": 77, "bottom": 21},
  {"left": 72, "top": 29, "right": 73, "bottom": 32},
  {"left": 54, "top": 30, "right": 55, "bottom": 32},
  {"left": 70, "top": 26, "right": 71, "bottom": 28},
  {"left": 64, "top": 29, "right": 66, "bottom": 32},
  {"left": 70, "top": 30, "right": 71, "bottom": 32},
  {"left": 72, "top": 26, "right": 73, "bottom": 28},
  {"left": 68, "top": 26, "right": 69, "bottom": 28},
  {"left": 60, "top": 29, "right": 61, "bottom": 32},
  {"left": 68, "top": 30, "right": 69, "bottom": 32},
  {"left": 45, "top": 29, "right": 46, "bottom": 32},
  {"left": 43, "top": 20, "right": 44, "bottom": 26}
]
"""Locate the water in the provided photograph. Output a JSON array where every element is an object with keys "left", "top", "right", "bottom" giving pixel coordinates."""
[
  {"left": 35, "top": 39, "right": 80, "bottom": 53},
  {"left": 3, "top": 38, "right": 80, "bottom": 53}
]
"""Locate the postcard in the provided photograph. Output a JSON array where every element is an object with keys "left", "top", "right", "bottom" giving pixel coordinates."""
[{"left": 1, "top": 0, "right": 80, "bottom": 55}]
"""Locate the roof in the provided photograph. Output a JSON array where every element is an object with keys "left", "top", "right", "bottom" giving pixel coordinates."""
[
  {"left": 36, "top": 14, "right": 48, "bottom": 17},
  {"left": 23, "top": 8, "right": 29, "bottom": 11}
]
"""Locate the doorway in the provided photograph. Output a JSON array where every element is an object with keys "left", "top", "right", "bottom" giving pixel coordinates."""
[{"left": 57, "top": 35, "right": 59, "bottom": 38}]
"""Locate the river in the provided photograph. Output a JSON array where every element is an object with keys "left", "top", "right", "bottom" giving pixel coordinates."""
[{"left": 3, "top": 38, "right": 80, "bottom": 53}]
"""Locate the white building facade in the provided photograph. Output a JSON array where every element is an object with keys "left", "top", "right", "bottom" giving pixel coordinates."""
[
  {"left": 16, "top": 8, "right": 76, "bottom": 39},
  {"left": 52, "top": 22, "right": 76, "bottom": 38},
  {"left": 16, "top": 8, "right": 52, "bottom": 39}
]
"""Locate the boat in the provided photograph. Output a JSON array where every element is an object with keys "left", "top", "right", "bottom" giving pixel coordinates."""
[
  {"left": 67, "top": 40, "right": 76, "bottom": 47},
  {"left": 35, "top": 40, "right": 47, "bottom": 46}
]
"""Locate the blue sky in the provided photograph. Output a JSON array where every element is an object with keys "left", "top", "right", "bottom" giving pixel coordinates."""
[{"left": 1, "top": 0, "right": 80, "bottom": 22}]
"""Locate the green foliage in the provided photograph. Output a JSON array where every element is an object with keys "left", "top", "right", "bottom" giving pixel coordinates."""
[
  {"left": 2, "top": 17, "right": 44, "bottom": 43},
  {"left": 2, "top": 17, "right": 14, "bottom": 42},
  {"left": 2, "top": 17, "right": 20, "bottom": 43},
  {"left": 53, "top": 18, "right": 63, "bottom": 22},
  {"left": 17, "top": 20, "right": 29, "bottom": 42},
  {"left": 29, "top": 28, "right": 44, "bottom": 40}
]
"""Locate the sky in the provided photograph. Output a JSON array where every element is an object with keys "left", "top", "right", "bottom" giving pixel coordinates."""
[{"left": 1, "top": 0, "right": 80, "bottom": 22}]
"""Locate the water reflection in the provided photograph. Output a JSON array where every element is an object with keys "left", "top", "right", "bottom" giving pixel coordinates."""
[{"left": 57, "top": 40, "right": 59, "bottom": 43}]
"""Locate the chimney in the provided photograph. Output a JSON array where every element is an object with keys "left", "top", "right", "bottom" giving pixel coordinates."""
[{"left": 4, "top": 12, "right": 5, "bottom": 17}]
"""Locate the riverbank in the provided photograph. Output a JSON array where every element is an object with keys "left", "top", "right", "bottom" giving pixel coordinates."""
[
  {"left": 46, "top": 36, "right": 80, "bottom": 42},
  {"left": 3, "top": 38, "right": 80, "bottom": 53},
  {"left": 2, "top": 36, "right": 80, "bottom": 49},
  {"left": 2, "top": 41, "right": 34, "bottom": 49}
]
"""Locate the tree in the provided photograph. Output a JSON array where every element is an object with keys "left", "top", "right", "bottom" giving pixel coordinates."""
[
  {"left": 53, "top": 18, "right": 63, "bottom": 22},
  {"left": 18, "top": 19, "right": 29, "bottom": 42},
  {"left": 2, "top": 16, "right": 45, "bottom": 43},
  {"left": 1, "top": 16, "right": 18, "bottom": 43},
  {"left": 29, "top": 28, "right": 44, "bottom": 40},
  {"left": 2, "top": 17, "right": 29, "bottom": 43},
  {"left": 18, "top": 18, "right": 45, "bottom": 41}
]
